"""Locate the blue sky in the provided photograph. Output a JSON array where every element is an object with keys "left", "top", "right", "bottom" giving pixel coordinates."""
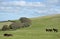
[{"left": 0, "top": 0, "right": 60, "bottom": 21}]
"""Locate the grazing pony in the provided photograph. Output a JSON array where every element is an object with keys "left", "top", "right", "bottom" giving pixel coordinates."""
[
  {"left": 46, "top": 29, "right": 52, "bottom": 32},
  {"left": 4, "top": 33, "right": 13, "bottom": 37},
  {"left": 53, "top": 28, "right": 58, "bottom": 32}
]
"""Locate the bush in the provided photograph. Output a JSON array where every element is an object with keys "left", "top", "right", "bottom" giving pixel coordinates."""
[
  {"left": 20, "top": 17, "right": 31, "bottom": 22},
  {"left": 2, "top": 25, "right": 10, "bottom": 31},
  {"left": 19, "top": 17, "right": 32, "bottom": 26},
  {"left": 22, "top": 23, "right": 30, "bottom": 27},
  {"left": 9, "top": 17, "right": 32, "bottom": 30},
  {"left": 9, "top": 22, "right": 23, "bottom": 30},
  {"left": 8, "top": 20, "right": 11, "bottom": 22}
]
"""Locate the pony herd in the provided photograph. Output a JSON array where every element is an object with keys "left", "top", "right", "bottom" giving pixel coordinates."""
[
  {"left": 46, "top": 28, "right": 58, "bottom": 32},
  {"left": 3, "top": 28, "right": 58, "bottom": 37}
]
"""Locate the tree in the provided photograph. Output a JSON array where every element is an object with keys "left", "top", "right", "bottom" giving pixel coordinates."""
[{"left": 19, "top": 17, "right": 32, "bottom": 27}]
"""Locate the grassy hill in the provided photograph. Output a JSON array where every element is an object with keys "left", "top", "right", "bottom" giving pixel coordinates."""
[{"left": 0, "top": 14, "right": 60, "bottom": 39}]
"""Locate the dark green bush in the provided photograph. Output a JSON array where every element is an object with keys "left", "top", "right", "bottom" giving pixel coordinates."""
[
  {"left": 19, "top": 17, "right": 31, "bottom": 23},
  {"left": 2, "top": 25, "right": 10, "bottom": 31},
  {"left": 9, "top": 22, "right": 23, "bottom": 30},
  {"left": 19, "top": 17, "right": 32, "bottom": 26},
  {"left": 8, "top": 20, "right": 11, "bottom": 21},
  {"left": 22, "top": 23, "right": 30, "bottom": 27},
  {"left": 9, "top": 17, "right": 32, "bottom": 30}
]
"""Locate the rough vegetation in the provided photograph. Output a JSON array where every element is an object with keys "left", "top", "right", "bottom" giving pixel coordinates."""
[
  {"left": 1, "top": 17, "right": 31, "bottom": 30},
  {"left": 9, "top": 22, "right": 23, "bottom": 30},
  {"left": 9, "top": 17, "right": 31, "bottom": 30},
  {"left": 2, "top": 25, "right": 10, "bottom": 31},
  {"left": 20, "top": 17, "right": 31, "bottom": 26}
]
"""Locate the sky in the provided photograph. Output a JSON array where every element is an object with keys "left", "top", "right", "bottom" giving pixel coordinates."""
[{"left": 0, "top": 0, "right": 60, "bottom": 21}]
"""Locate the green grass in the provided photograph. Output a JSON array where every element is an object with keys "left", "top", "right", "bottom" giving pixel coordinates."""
[{"left": 0, "top": 14, "right": 60, "bottom": 39}]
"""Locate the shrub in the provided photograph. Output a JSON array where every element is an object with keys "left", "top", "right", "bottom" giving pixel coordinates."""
[
  {"left": 20, "top": 17, "right": 31, "bottom": 22},
  {"left": 9, "top": 22, "right": 23, "bottom": 30},
  {"left": 2, "top": 25, "right": 10, "bottom": 31},
  {"left": 8, "top": 20, "right": 11, "bottom": 22},
  {"left": 22, "top": 23, "right": 30, "bottom": 27},
  {"left": 9, "top": 17, "right": 32, "bottom": 30},
  {"left": 19, "top": 17, "right": 32, "bottom": 26}
]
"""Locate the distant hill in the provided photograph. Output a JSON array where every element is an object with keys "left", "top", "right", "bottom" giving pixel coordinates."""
[{"left": 0, "top": 14, "right": 60, "bottom": 39}]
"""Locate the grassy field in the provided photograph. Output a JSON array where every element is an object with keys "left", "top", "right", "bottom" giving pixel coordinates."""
[{"left": 0, "top": 14, "right": 60, "bottom": 39}]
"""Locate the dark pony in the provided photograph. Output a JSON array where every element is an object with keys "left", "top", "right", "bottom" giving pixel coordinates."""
[
  {"left": 46, "top": 29, "right": 52, "bottom": 32},
  {"left": 4, "top": 33, "right": 13, "bottom": 36},
  {"left": 53, "top": 28, "right": 58, "bottom": 32}
]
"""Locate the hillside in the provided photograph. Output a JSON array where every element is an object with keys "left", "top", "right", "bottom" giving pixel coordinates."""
[{"left": 0, "top": 14, "right": 60, "bottom": 39}]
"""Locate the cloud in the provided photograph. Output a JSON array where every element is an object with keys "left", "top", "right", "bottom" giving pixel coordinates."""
[
  {"left": 0, "top": 1, "right": 45, "bottom": 7},
  {"left": 0, "top": 0, "right": 60, "bottom": 14},
  {"left": 49, "top": 7, "right": 60, "bottom": 13},
  {"left": 0, "top": 6, "right": 20, "bottom": 13},
  {"left": 45, "top": 0, "right": 60, "bottom": 6},
  {"left": 0, "top": 1, "right": 45, "bottom": 13},
  {"left": 26, "top": 2, "right": 45, "bottom": 7},
  {"left": 35, "top": 10, "right": 47, "bottom": 14},
  {"left": 46, "top": 0, "right": 59, "bottom": 3}
]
